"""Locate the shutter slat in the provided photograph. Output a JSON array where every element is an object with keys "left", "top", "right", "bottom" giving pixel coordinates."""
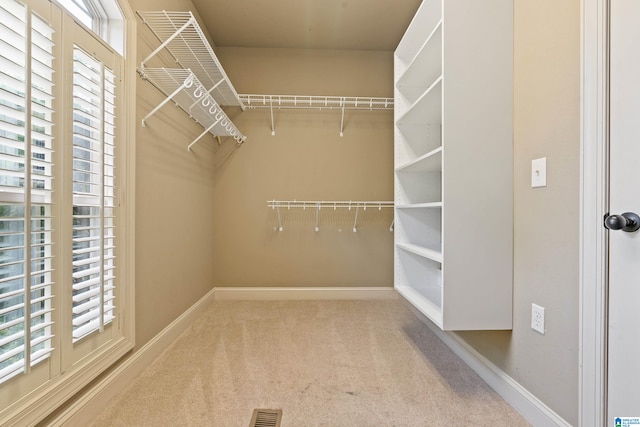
[
  {"left": 0, "top": 341, "right": 25, "bottom": 365},
  {"left": 0, "top": 117, "right": 26, "bottom": 135},
  {"left": 0, "top": 329, "right": 25, "bottom": 348},
  {"left": 72, "top": 255, "right": 100, "bottom": 268},
  {"left": 72, "top": 276, "right": 100, "bottom": 291},
  {"left": 0, "top": 302, "right": 24, "bottom": 317},
  {"left": 0, "top": 102, "right": 26, "bottom": 122},
  {"left": 0, "top": 359, "right": 24, "bottom": 383},
  {"left": 72, "top": 284, "right": 113, "bottom": 303},
  {"left": 31, "top": 85, "right": 53, "bottom": 101},
  {"left": 72, "top": 265, "right": 100, "bottom": 280},
  {"left": 0, "top": 314, "right": 24, "bottom": 333},
  {"left": 73, "top": 294, "right": 115, "bottom": 314},
  {"left": 30, "top": 348, "right": 54, "bottom": 368},
  {"left": 72, "top": 309, "right": 101, "bottom": 327}
]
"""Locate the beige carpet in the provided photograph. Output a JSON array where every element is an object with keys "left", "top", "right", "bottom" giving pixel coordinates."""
[{"left": 91, "top": 299, "right": 530, "bottom": 426}]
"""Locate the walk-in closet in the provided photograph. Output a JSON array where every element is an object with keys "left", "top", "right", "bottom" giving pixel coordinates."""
[{"left": 0, "top": 0, "right": 587, "bottom": 425}]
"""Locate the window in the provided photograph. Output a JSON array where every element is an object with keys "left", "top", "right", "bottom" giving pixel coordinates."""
[
  {"left": 56, "top": 0, "right": 124, "bottom": 55},
  {"left": 0, "top": 0, "right": 133, "bottom": 423},
  {"left": 56, "top": 0, "right": 92, "bottom": 28}
]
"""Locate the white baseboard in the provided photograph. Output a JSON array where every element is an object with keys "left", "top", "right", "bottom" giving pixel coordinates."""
[
  {"left": 51, "top": 288, "right": 216, "bottom": 426},
  {"left": 213, "top": 286, "right": 398, "bottom": 300},
  {"left": 406, "top": 304, "right": 572, "bottom": 427}
]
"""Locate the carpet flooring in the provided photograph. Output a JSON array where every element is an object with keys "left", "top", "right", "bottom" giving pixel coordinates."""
[{"left": 91, "top": 299, "right": 530, "bottom": 426}]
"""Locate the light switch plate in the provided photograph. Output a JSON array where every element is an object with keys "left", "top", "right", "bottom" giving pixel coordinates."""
[{"left": 531, "top": 157, "right": 547, "bottom": 188}]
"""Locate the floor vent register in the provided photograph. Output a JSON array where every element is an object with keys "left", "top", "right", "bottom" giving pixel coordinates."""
[{"left": 249, "top": 409, "right": 282, "bottom": 427}]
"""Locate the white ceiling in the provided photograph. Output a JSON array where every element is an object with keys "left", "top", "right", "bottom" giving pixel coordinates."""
[{"left": 190, "top": 0, "right": 422, "bottom": 51}]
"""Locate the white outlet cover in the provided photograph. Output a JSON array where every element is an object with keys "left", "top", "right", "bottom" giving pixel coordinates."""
[
  {"left": 531, "top": 303, "right": 545, "bottom": 335},
  {"left": 531, "top": 157, "right": 547, "bottom": 188}
]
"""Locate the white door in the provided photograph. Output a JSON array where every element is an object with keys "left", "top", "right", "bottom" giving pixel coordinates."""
[{"left": 607, "top": 0, "right": 640, "bottom": 423}]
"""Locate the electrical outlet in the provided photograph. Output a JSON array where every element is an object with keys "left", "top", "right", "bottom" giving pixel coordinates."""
[{"left": 531, "top": 303, "right": 545, "bottom": 335}]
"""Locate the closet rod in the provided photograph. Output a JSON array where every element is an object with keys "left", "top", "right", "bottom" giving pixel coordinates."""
[
  {"left": 267, "top": 200, "right": 394, "bottom": 233},
  {"left": 267, "top": 200, "right": 394, "bottom": 209}
]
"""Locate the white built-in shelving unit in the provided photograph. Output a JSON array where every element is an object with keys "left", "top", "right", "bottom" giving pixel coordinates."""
[
  {"left": 394, "top": 0, "right": 513, "bottom": 330},
  {"left": 137, "top": 11, "right": 247, "bottom": 148}
]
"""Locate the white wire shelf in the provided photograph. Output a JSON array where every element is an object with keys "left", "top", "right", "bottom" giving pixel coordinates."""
[
  {"left": 267, "top": 200, "right": 394, "bottom": 232},
  {"left": 137, "top": 10, "right": 245, "bottom": 109},
  {"left": 240, "top": 94, "right": 394, "bottom": 137},
  {"left": 241, "top": 95, "right": 394, "bottom": 110},
  {"left": 139, "top": 68, "right": 247, "bottom": 149}
]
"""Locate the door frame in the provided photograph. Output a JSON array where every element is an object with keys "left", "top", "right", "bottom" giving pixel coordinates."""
[{"left": 580, "top": 0, "right": 609, "bottom": 425}]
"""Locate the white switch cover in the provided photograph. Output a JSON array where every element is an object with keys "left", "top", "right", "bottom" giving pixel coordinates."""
[{"left": 531, "top": 157, "right": 547, "bottom": 188}]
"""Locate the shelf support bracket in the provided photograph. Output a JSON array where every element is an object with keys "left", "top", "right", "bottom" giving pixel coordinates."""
[
  {"left": 340, "top": 102, "right": 345, "bottom": 137},
  {"left": 389, "top": 218, "right": 394, "bottom": 232},
  {"left": 141, "top": 77, "right": 191, "bottom": 127},
  {"left": 352, "top": 204, "right": 360, "bottom": 232},
  {"left": 140, "top": 17, "right": 195, "bottom": 69},
  {"left": 270, "top": 97, "right": 276, "bottom": 136},
  {"left": 271, "top": 201, "right": 283, "bottom": 232},
  {"left": 187, "top": 116, "right": 222, "bottom": 151},
  {"left": 315, "top": 203, "right": 320, "bottom": 232},
  {"left": 276, "top": 206, "right": 283, "bottom": 231}
]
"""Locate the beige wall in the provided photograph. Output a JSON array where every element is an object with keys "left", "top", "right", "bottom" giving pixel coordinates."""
[
  {"left": 130, "top": 0, "right": 219, "bottom": 349},
  {"left": 212, "top": 48, "right": 394, "bottom": 287},
  {"left": 457, "top": 0, "right": 581, "bottom": 423}
]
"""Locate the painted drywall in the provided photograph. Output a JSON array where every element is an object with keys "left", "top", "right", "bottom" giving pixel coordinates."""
[
  {"left": 211, "top": 47, "right": 394, "bottom": 287},
  {"left": 129, "top": 0, "right": 219, "bottom": 349},
  {"left": 456, "top": 0, "right": 580, "bottom": 423}
]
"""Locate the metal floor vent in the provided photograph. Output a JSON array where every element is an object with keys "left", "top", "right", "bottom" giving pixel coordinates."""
[{"left": 249, "top": 409, "right": 282, "bottom": 427}]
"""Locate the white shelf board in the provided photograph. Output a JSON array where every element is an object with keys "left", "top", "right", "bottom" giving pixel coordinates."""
[
  {"left": 396, "top": 21, "right": 443, "bottom": 103},
  {"left": 395, "top": 284, "right": 443, "bottom": 329},
  {"left": 397, "top": 76, "right": 443, "bottom": 126},
  {"left": 137, "top": 10, "right": 244, "bottom": 109},
  {"left": 396, "top": 202, "right": 443, "bottom": 209},
  {"left": 396, "top": 146, "right": 442, "bottom": 173},
  {"left": 395, "top": 0, "right": 443, "bottom": 67},
  {"left": 396, "top": 241, "right": 443, "bottom": 263}
]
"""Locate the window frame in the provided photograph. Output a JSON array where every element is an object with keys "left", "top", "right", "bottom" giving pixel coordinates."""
[{"left": 0, "top": 0, "right": 135, "bottom": 424}]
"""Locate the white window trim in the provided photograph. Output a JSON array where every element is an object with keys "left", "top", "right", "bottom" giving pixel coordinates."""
[{"left": 0, "top": 0, "right": 135, "bottom": 424}]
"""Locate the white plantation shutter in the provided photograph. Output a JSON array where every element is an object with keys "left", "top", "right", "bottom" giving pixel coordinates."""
[
  {"left": 71, "top": 46, "right": 116, "bottom": 342},
  {"left": 0, "top": 0, "right": 55, "bottom": 384}
]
